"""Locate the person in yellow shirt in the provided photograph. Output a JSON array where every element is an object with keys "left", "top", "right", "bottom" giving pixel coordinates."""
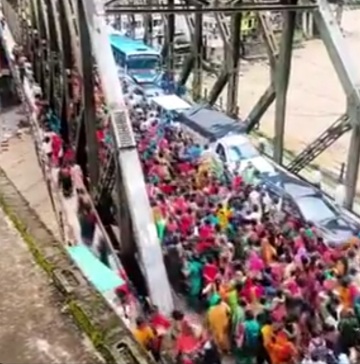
[
  {"left": 261, "top": 317, "right": 273, "bottom": 363},
  {"left": 216, "top": 203, "right": 232, "bottom": 231},
  {"left": 132, "top": 317, "right": 156, "bottom": 351}
]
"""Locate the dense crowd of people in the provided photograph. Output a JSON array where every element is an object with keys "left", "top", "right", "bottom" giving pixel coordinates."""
[
  {"left": 13, "top": 39, "right": 360, "bottom": 364},
  {"left": 121, "top": 85, "right": 360, "bottom": 364}
]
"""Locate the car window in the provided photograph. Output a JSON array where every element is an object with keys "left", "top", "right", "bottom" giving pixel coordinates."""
[
  {"left": 282, "top": 196, "right": 297, "bottom": 215},
  {"left": 215, "top": 144, "right": 226, "bottom": 161},
  {"left": 282, "top": 182, "right": 314, "bottom": 198},
  {"left": 296, "top": 196, "right": 337, "bottom": 223},
  {"left": 227, "top": 143, "right": 259, "bottom": 162}
]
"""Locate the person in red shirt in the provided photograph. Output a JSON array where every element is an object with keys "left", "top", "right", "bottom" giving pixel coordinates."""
[
  {"left": 50, "top": 133, "right": 62, "bottom": 165},
  {"left": 199, "top": 220, "right": 214, "bottom": 241},
  {"left": 202, "top": 257, "right": 219, "bottom": 286}
]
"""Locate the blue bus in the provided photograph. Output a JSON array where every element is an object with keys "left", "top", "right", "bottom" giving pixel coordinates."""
[{"left": 109, "top": 33, "right": 162, "bottom": 85}]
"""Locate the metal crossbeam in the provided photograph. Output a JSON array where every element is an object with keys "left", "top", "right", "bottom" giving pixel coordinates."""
[
  {"left": 287, "top": 114, "right": 351, "bottom": 174},
  {"left": 106, "top": 3, "right": 318, "bottom": 12}
]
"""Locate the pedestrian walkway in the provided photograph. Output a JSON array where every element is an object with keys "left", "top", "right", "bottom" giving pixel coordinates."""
[
  {"left": 0, "top": 206, "right": 102, "bottom": 364},
  {"left": 0, "top": 122, "right": 61, "bottom": 239}
]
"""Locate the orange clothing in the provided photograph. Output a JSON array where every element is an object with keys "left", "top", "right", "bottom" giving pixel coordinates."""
[
  {"left": 338, "top": 286, "right": 352, "bottom": 309},
  {"left": 207, "top": 302, "right": 230, "bottom": 352},
  {"left": 219, "top": 283, "right": 230, "bottom": 302},
  {"left": 132, "top": 325, "right": 155, "bottom": 349},
  {"left": 267, "top": 332, "right": 297, "bottom": 364},
  {"left": 334, "top": 260, "right": 346, "bottom": 277},
  {"left": 261, "top": 239, "right": 276, "bottom": 265}
]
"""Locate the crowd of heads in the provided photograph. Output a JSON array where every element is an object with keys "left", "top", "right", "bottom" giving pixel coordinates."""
[
  {"left": 14, "top": 40, "right": 360, "bottom": 363},
  {"left": 122, "top": 83, "right": 360, "bottom": 364}
]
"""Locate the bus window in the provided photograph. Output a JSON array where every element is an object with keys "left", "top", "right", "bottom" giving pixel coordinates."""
[
  {"left": 126, "top": 55, "right": 160, "bottom": 71},
  {"left": 113, "top": 49, "right": 126, "bottom": 67}
]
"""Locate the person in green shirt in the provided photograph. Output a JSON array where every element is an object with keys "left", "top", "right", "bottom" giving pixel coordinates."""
[
  {"left": 155, "top": 218, "right": 166, "bottom": 243},
  {"left": 184, "top": 255, "right": 203, "bottom": 311}
]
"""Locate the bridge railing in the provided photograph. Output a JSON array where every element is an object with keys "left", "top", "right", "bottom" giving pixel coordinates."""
[{"left": 0, "top": 9, "right": 139, "bottom": 322}]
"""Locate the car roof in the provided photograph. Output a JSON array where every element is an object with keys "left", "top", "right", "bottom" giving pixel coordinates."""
[
  {"left": 264, "top": 172, "right": 319, "bottom": 198},
  {"left": 218, "top": 134, "right": 250, "bottom": 146},
  {"left": 179, "top": 105, "right": 247, "bottom": 142}
]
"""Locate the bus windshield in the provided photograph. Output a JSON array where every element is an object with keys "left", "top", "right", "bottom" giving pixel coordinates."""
[{"left": 126, "top": 55, "right": 160, "bottom": 71}]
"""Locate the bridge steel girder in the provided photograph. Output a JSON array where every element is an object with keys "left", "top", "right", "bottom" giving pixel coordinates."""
[
  {"left": 273, "top": 0, "right": 297, "bottom": 165},
  {"left": 207, "top": 6, "right": 232, "bottom": 108},
  {"left": 28, "top": 0, "right": 43, "bottom": 89},
  {"left": 44, "top": 0, "right": 61, "bottom": 114},
  {"left": 80, "top": 0, "right": 174, "bottom": 314},
  {"left": 244, "top": 4, "right": 279, "bottom": 132},
  {"left": 178, "top": 54, "right": 195, "bottom": 86},
  {"left": 77, "top": 0, "right": 99, "bottom": 189},
  {"left": 206, "top": 0, "right": 247, "bottom": 111},
  {"left": 226, "top": 9, "right": 242, "bottom": 116},
  {"left": 37, "top": 0, "right": 51, "bottom": 100},
  {"left": 143, "top": 0, "right": 153, "bottom": 46},
  {"left": 167, "top": 0, "right": 175, "bottom": 73},
  {"left": 245, "top": 0, "right": 360, "bottom": 209},
  {"left": 191, "top": 7, "right": 203, "bottom": 101},
  {"left": 178, "top": 0, "right": 210, "bottom": 87},
  {"left": 313, "top": 0, "right": 360, "bottom": 209}
]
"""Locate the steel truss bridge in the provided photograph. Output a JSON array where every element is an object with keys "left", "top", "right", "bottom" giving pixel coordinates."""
[{"left": 1, "top": 0, "right": 360, "bottom": 341}]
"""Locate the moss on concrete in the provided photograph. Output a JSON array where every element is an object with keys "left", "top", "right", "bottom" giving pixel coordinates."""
[{"left": 0, "top": 167, "right": 152, "bottom": 364}]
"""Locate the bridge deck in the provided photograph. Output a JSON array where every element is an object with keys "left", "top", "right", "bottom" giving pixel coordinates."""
[{"left": 0, "top": 142, "right": 102, "bottom": 364}]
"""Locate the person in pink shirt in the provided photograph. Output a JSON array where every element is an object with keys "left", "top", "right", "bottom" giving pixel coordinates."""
[
  {"left": 51, "top": 133, "right": 62, "bottom": 166},
  {"left": 247, "top": 251, "right": 265, "bottom": 274}
]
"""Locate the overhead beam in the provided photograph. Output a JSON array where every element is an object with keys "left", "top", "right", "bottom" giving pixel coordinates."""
[
  {"left": 273, "top": 0, "right": 297, "bottom": 165},
  {"left": 106, "top": 3, "right": 318, "bottom": 13}
]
